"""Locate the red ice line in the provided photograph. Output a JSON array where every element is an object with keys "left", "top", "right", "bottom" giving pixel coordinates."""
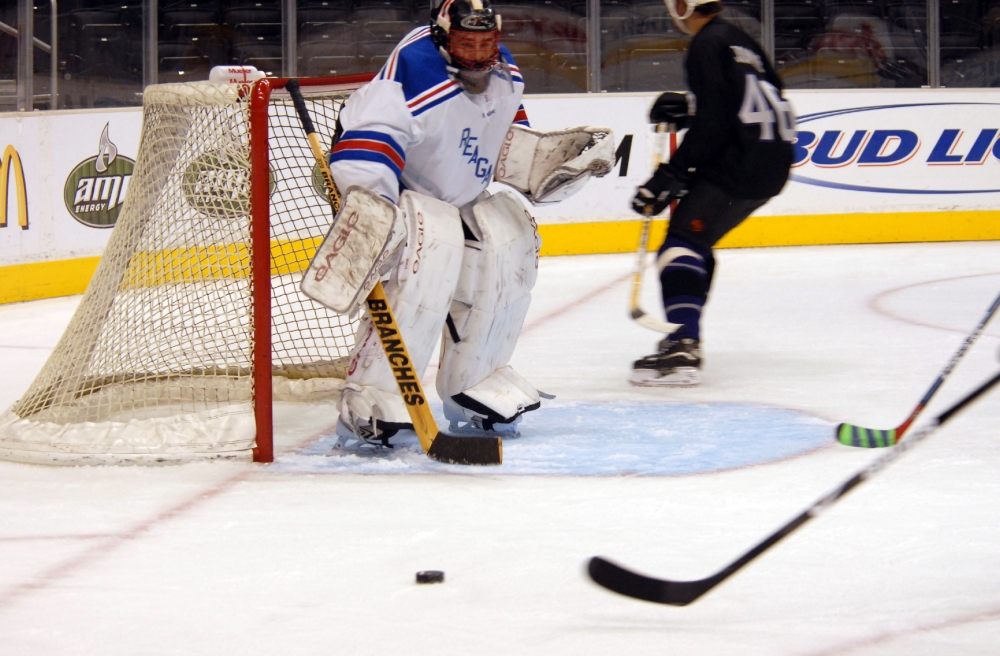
[
  {"left": 0, "top": 470, "right": 252, "bottom": 613},
  {"left": 803, "top": 606, "right": 1000, "bottom": 656},
  {"left": 0, "top": 423, "right": 328, "bottom": 614},
  {"left": 869, "top": 271, "right": 1000, "bottom": 337},
  {"left": 522, "top": 271, "right": 632, "bottom": 334}
]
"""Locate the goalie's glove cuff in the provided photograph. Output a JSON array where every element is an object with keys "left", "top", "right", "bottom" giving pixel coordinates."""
[{"left": 632, "top": 164, "right": 689, "bottom": 216}]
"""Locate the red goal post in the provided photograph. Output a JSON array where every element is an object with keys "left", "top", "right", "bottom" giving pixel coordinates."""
[{"left": 249, "top": 74, "right": 374, "bottom": 463}]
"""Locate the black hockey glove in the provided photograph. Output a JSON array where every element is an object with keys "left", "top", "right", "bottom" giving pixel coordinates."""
[
  {"left": 649, "top": 91, "right": 691, "bottom": 131},
  {"left": 632, "top": 164, "right": 689, "bottom": 216}
]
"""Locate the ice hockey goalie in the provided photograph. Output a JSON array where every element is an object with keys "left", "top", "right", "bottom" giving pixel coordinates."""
[{"left": 314, "top": 0, "right": 614, "bottom": 447}]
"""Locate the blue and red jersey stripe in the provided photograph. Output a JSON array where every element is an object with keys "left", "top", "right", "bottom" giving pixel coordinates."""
[
  {"left": 407, "top": 79, "right": 463, "bottom": 116},
  {"left": 379, "top": 27, "right": 432, "bottom": 82},
  {"left": 329, "top": 130, "right": 406, "bottom": 178},
  {"left": 509, "top": 63, "right": 524, "bottom": 85},
  {"left": 514, "top": 104, "right": 529, "bottom": 126}
]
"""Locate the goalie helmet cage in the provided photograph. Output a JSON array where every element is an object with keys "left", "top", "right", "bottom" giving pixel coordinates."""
[{"left": 0, "top": 74, "right": 374, "bottom": 466}]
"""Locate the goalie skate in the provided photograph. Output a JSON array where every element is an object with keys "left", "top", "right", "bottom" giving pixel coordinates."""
[
  {"left": 629, "top": 338, "right": 702, "bottom": 387},
  {"left": 334, "top": 383, "right": 414, "bottom": 450},
  {"left": 334, "top": 416, "right": 413, "bottom": 451}
]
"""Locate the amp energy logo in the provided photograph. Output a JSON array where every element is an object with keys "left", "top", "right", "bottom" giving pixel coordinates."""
[{"left": 64, "top": 124, "right": 135, "bottom": 227}]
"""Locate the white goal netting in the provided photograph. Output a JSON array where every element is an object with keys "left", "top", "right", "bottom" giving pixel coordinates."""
[{"left": 0, "top": 78, "right": 365, "bottom": 465}]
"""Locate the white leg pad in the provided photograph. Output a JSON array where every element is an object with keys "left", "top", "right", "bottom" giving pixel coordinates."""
[
  {"left": 451, "top": 366, "right": 541, "bottom": 427},
  {"left": 339, "top": 191, "right": 465, "bottom": 435},
  {"left": 437, "top": 191, "right": 543, "bottom": 429}
]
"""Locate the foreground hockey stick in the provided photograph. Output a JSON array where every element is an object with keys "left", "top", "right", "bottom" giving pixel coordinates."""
[
  {"left": 588, "top": 366, "right": 1000, "bottom": 605},
  {"left": 286, "top": 79, "right": 501, "bottom": 466},
  {"left": 837, "top": 287, "right": 1000, "bottom": 448},
  {"left": 630, "top": 124, "right": 682, "bottom": 334}
]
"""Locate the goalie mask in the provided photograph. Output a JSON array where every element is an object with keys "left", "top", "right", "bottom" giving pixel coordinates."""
[
  {"left": 664, "top": 0, "right": 720, "bottom": 34},
  {"left": 431, "top": 0, "right": 503, "bottom": 94}
]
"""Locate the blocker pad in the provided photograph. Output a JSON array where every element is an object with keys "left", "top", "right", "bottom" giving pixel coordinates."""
[{"left": 300, "top": 186, "right": 401, "bottom": 314}]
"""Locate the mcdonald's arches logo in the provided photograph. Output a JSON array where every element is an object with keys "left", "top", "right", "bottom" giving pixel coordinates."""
[{"left": 1, "top": 144, "right": 28, "bottom": 230}]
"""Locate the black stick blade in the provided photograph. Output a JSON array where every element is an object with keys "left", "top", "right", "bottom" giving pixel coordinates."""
[
  {"left": 426, "top": 432, "right": 502, "bottom": 465},
  {"left": 587, "top": 557, "right": 712, "bottom": 606}
]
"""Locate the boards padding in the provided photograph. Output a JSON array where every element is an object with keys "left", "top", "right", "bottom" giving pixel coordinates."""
[{"left": 0, "top": 77, "right": 370, "bottom": 464}]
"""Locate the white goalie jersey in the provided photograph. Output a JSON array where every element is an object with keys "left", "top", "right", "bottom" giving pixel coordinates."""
[
  {"left": 323, "top": 24, "right": 614, "bottom": 446},
  {"left": 328, "top": 27, "right": 530, "bottom": 207}
]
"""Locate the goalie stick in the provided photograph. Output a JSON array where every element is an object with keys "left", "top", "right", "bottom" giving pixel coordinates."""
[
  {"left": 285, "top": 79, "right": 501, "bottom": 466},
  {"left": 837, "top": 286, "right": 1000, "bottom": 448},
  {"left": 588, "top": 365, "right": 1000, "bottom": 606},
  {"left": 630, "top": 124, "right": 683, "bottom": 335}
]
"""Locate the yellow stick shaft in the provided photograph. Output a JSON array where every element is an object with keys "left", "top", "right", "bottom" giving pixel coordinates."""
[
  {"left": 287, "top": 81, "right": 442, "bottom": 454},
  {"left": 364, "top": 281, "right": 438, "bottom": 453},
  {"left": 306, "top": 132, "right": 341, "bottom": 213}
]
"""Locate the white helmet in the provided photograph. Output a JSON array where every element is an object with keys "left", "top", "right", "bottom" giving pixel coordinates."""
[{"left": 664, "top": 0, "right": 720, "bottom": 34}]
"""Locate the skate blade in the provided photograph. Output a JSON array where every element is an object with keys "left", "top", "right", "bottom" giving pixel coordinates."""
[
  {"left": 331, "top": 433, "right": 395, "bottom": 457},
  {"left": 447, "top": 422, "right": 521, "bottom": 439},
  {"left": 628, "top": 367, "right": 700, "bottom": 387}
]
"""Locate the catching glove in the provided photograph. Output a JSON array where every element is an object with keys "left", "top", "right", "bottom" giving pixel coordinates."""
[{"left": 632, "top": 164, "right": 689, "bottom": 216}]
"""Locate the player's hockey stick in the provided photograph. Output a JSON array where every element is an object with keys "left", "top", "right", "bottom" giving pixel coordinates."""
[
  {"left": 286, "top": 79, "right": 501, "bottom": 466},
  {"left": 837, "top": 286, "right": 1000, "bottom": 448},
  {"left": 630, "top": 124, "right": 682, "bottom": 335},
  {"left": 588, "top": 366, "right": 1000, "bottom": 605}
]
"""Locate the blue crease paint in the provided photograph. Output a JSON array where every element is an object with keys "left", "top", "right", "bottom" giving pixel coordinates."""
[{"left": 272, "top": 402, "right": 832, "bottom": 476}]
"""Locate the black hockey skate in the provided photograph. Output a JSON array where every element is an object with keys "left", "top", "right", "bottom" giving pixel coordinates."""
[{"left": 629, "top": 338, "right": 701, "bottom": 387}]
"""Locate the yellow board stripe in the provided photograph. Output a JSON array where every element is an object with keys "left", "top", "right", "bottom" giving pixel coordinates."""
[
  {"left": 271, "top": 236, "right": 323, "bottom": 276},
  {"left": 117, "top": 238, "right": 323, "bottom": 288},
  {"left": 0, "top": 238, "right": 322, "bottom": 303},
  {"left": 537, "top": 209, "right": 1000, "bottom": 256},
  {"left": 3, "top": 210, "right": 999, "bottom": 304},
  {"left": 0, "top": 257, "right": 102, "bottom": 305},
  {"left": 716, "top": 210, "right": 1000, "bottom": 249}
]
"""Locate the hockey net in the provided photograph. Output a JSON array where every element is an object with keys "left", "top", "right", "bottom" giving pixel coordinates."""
[{"left": 0, "top": 74, "right": 373, "bottom": 465}]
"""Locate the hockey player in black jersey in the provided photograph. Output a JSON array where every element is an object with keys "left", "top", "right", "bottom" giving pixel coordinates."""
[{"left": 629, "top": 0, "right": 795, "bottom": 387}]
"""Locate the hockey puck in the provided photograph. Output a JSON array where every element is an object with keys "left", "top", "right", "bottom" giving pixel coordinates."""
[{"left": 416, "top": 570, "right": 444, "bottom": 584}]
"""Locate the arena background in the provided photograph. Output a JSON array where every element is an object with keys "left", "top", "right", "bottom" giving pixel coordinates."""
[{"left": 2, "top": 0, "right": 1000, "bottom": 304}]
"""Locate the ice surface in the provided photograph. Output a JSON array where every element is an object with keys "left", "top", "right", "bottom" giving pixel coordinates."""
[{"left": 0, "top": 242, "right": 999, "bottom": 655}]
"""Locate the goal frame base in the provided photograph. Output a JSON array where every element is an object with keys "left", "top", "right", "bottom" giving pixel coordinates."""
[{"left": 0, "top": 448, "right": 254, "bottom": 466}]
